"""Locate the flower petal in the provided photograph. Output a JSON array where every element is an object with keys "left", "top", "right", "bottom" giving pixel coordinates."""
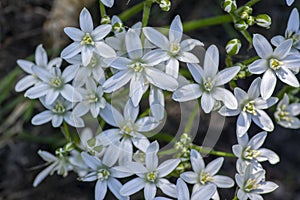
[
  {"left": 172, "top": 84, "right": 202, "bottom": 102},
  {"left": 253, "top": 34, "right": 273, "bottom": 59},
  {"left": 260, "top": 69, "right": 276, "bottom": 100}
]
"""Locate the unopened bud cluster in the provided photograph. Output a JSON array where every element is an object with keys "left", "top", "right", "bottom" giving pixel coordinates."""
[
  {"left": 174, "top": 133, "right": 192, "bottom": 159},
  {"left": 155, "top": 0, "right": 171, "bottom": 11}
]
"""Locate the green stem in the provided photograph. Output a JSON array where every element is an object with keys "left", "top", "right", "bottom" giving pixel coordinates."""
[
  {"left": 240, "top": 56, "right": 259, "bottom": 65},
  {"left": 99, "top": 0, "right": 107, "bottom": 19},
  {"left": 142, "top": 0, "right": 153, "bottom": 27},
  {"left": 119, "top": 2, "right": 145, "bottom": 21},
  {"left": 193, "top": 145, "right": 236, "bottom": 157},
  {"left": 183, "top": 14, "right": 233, "bottom": 32},
  {"left": 63, "top": 122, "right": 71, "bottom": 142},
  {"left": 237, "top": 0, "right": 261, "bottom": 13}
]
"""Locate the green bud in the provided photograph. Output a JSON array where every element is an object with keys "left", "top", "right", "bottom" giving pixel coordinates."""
[
  {"left": 247, "top": 16, "right": 255, "bottom": 26},
  {"left": 157, "top": 0, "right": 171, "bottom": 11},
  {"left": 226, "top": 39, "right": 242, "bottom": 55},
  {"left": 256, "top": 14, "right": 272, "bottom": 29},
  {"left": 242, "top": 6, "right": 253, "bottom": 15},
  {"left": 64, "top": 142, "right": 75, "bottom": 152},
  {"left": 87, "top": 138, "right": 96, "bottom": 147},
  {"left": 101, "top": 15, "right": 111, "bottom": 24},
  {"left": 235, "top": 20, "right": 248, "bottom": 31},
  {"left": 223, "top": 0, "right": 237, "bottom": 13},
  {"left": 112, "top": 22, "right": 124, "bottom": 33},
  {"left": 240, "top": 11, "right": 249, "bottom": 20},
  {"left": 55, "top": 147, "right": 65, "bottom": 157}
]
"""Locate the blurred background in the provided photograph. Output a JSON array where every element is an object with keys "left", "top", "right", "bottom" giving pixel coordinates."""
[{"left": 0, "top": 0, "right": 300, "bottom": 199}]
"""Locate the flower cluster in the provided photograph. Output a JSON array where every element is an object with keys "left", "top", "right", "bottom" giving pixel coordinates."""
[{"left": 14, "top": 1, "right": 300, "bottom": 200}]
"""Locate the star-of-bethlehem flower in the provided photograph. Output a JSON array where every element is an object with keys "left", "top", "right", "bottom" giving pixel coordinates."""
[
  {"left": 180, "top": 149, "right": 234, "bottom": 200},
  {"left": 172, "top": 45, "right": 240, "bottom": 113},
  {"left": 274, "top": 93, "right": 300, "bottom": 129},
  {"left": 248, "top": 34, "right": 300, "bottom": 100},
  {"left": 155, "top": 178, "right": 216, "bottom": 200},
  {"left": 24, "top": 64, "right": 82, "bottom": 105},
  {"left": 235, "top": 163, "right": 278, "bottom": 200},
  {"left": 73, "top": 78, "right": 107, "bottom": 118},
  {"left": 61, "top": 8, "right": 113, "bottom": 66},
  {"left": 219, "top": 77, "right": 278, "bottom": 137},
  {"left": 102, "top": 29, "right": 178, "bottom": 107},
  {"left": 33, "top": 150, "right": 73, "bottom": 187},
  {"left": 15, "top": 44, "right": 62, "bottom": 92},
  {"left": 232, "top": 131, "right": 280, "bottom": 170},
  {"left": 31, "top": 97, "right": 84, "bottom": 128},
  {"left": 80, "top": 151, "right": 132, "bottom": 200},
  {"left": 271, "top": 8, "right": 300, "bottom": 53},
  {"left": 97, "top": 99, "right": 159, "bottom": 165},
  {"left": 120, "top": 141, "right": 181, "bottom": 200},
  {"left": 143, "top": 15, "right": 203, "bottom": 78}
]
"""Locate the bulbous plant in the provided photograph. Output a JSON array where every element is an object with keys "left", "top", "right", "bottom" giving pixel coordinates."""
[{"left": 14, "top": 0, "right": 300, "bottom": 199}]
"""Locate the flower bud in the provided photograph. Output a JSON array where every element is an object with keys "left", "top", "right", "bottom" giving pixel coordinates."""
[
  {"left": 235, "top": 20, "right": 248, "bottom": 30},
  {"left": 157, "top": 0, "right": 171, "bottom": 11},
  {"left": 247, "top": 16, "right": 255, "bottom": 26},
  {"left": 226, "top": 38, "right": 242, "bottom": 55},
  {"left": 256, "top": 14, "right": 272, "bottom": 29},
  {"left": 101, "top": 15, "right": 111, "bottom": 24},
  {"left": 223, "top": 0, "right": 237, "bottom": 13},
  {"left": 113, "top": 22, "right": 124, "bottom": 33}
]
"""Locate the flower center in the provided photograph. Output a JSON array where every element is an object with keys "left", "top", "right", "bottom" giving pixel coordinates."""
[
  {"left": 203, "top": 77, "right": 213, "bottom": 92},
  {"left": 87, "top": 93, "right": 99, "bottom": 103},
  {"left": 52, "top": 101, "right": 66, "bottom": 114},
  {"left": 128, "top": 62, "right": 145, "bottom": 72},
  {"left": 81, "top": 33, "right": 95, "bottom": 46},
  {"left": 121, "top": 122, "right": 136, "bottom": 138},
  {"left": 146, "top": 171, "right": 158, "bottom": 183},
  {"left": 276, "top": 105, "right": 292, "bottom": 122},
  {"left": 169, "top": 43, "right": 181, "bottom": 55},
  {"left": 50, "top": 76, "right": 63, "bottom": 88},
  {"left": 200, "top": 171, "right": 214, "bottom": 184},
  {"left": 97, "top": 169, "right": 110, "bottom": 181},
  {"left": 243, "top": 101, "right": 257, "bottom": 115},
  {"left": 244, "top": 178, "right": 260, "bottom": 192},
  {"left": 269, "top": 58, "right": 283, "bottom": 70},
  {"left": 243, "top": 146, "right": 260, "bottom": 160}
]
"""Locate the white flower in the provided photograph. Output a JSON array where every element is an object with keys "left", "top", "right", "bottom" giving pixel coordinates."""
[
  {"left": 33, "top": 150, "right": 73, "bottom": 187},
  {"left": 98, "top": 99, "right": 159, "bottom": 165},
  {"left": 173, "top": 45, "right": 240, "bottom": 113},
  {"left": 15, "top": 44, "right": 62, "bottom": 92},
  {"left": 155, "top": 178, "right": 216, "bottom": 200},
  {"left": 274, "top": 93, "right": 300, "bottom": 128},
  {"left": 232, "top": 131, "right": 280, "bottom": 168},
  {"left": 219, "top": 78, "right": 278, "bottom": 137},
  {"left": 102, "top": 29, "right": 178, "bottom": 106},
  {"left": 120, "top": 141, "right": 181, "bottom": 200},
  {"left": 271, "top": 8, "right": 300, "bottom": 53},
  {"left": 248, "top": 34, "right": 300, "bottom": 100},
  {"left": 73, "top": 78, "right": 106, "bottom": 118},
  {"left": 24, "top": 64, "right": 82, "bottom": 105},
  {"left": 236, "top": 164, "right": 278, "bottom": 200},
  {"left": 143, "top": 15, "right": 203, "bottom": 78},
  {"left": 80, "top": 152, "right": 132, "bottom": 200},
  {"left": 286, "top": 0, "right": 294, "bottom": 6},
  {"left": 61, "top": 8, "right": 113, "bottom": 66},
  {"left": 180, "top": 149, "right": 234, "bottom": 200},
  {"left": 67, "top": 52, "right": 109, "bottom": 87},
  {"left": 31, "top": 97, "right": 84, "bottom": 128}
]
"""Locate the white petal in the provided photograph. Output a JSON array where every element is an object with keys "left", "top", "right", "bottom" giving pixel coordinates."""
[
  {"left": 96, "top": 41, "right": 116, "bottom": 58},
  {"left": 102, "top": 144, "right": 120, "bottom": 167},
  {"left": 177, "top": 51, "right": 199, "bottom": 63},
  {"left": 157, "top": 180, "right": 177, "bottom": 198},
  {"left": 215, "top": 66, "right": 240, "bottom": 86},
  {"left": 180, "top": 171, "right": 198, "bottom": 184},
  {"left": 101, "top": 0, "right": 114, "bottom": 7},
  {"left": 81, "top": 152, "right": 102, "bottom": 170},
  {"left": 80, "top": 8, "right": 94, "bottom": 32},
  {"left": 102, "top": 70, "right": 132, "bottom": 93},
  {"left": 286, "top": 8, "right": 299, "bottom": 34},
  {"left": 95, "top": 180, "right": 107, "bottom": 200},
  {"left": 165, "top": 58, "right": 179, "bottom": 78},
  {"left": 124, "top": 99, "right": 139, "bottom": 121},
  {"left": 25, "top": 84, "right": 49, "bottom": 99},
  {"left": 187, "top": 63, "right": 205, "bottom": 84},
  {"left": 32, "top": 65, "right": 51, "bottom": 82},
  {"left": 205, "top": 157, "right": 224, "bottom": 176},
  {"left": 136, "top": 117, "right": 159, "bottom": 132},
  {"left": 253, "top": 34, "right": 273, "bottom": 59},
  {"left": 62, "top": 64, "right": 79, "bottom": 83},
  {"left": 248, "top": 77, "right": 261, "bottom": 99},
  {"left": 100, "top": 103, "right": 124, "bottom": 127},
  {"left": 82, "top": 46, "right": 94, "bottom": 66},
  {"left": 92, "top": 24, "right": 112, "bottom": 41},
  {"left": 118, "top": 139, "right": 133, "bottom": 165},
  {"left": 257, "top": 181, "right": 278, "bottom": 194},
  {"left": 288, "top": 103, "right": 300, "bottom": 116},
  {"left": 51, "top": 115, "right": 63, "bottom": 127},
  {"left": 271, "top": 35, "right": 285, "bottom": 47},
  {"left": 126, "top": 29, "right": 143, "bottom": 59},
  {"left": 212, "top": 175, "right": 234, "bottom": 188},
  {"left": 212, "top": 87, "right": 238, "bottom": 109},
  {"left": 120, "top": 178, "right": 145, "bottom": 196},
  {"left": 129, "top": 73, "right": 147, "bottom": 106},
  {"left": 172, "top": 84, "right": 202, "bottom": 102},
  {"left": 33, "top": 163, "right": 56, "bottom": 187},
  {"left": 232, "top": 145, "right": 243, "bottom": 157},
  {"left": 248, "top": 131, "right": 267, "bottom": 150},
  {"left": 201, "top": 92, "right": 214, "bottom": 113},
  {"left": 218, "top": 107, "right": 240, "bottom": 116},
  {"left": 61, "top": 84, "right": 82, "bottom": 102},
  {"left": 144, "top": 183, "right": 157, "bottom": 200},
  {"left": 190, "top": 149, "right": 204, "bottom": 174},
  {"left": 45, "top": 89, "right": 59, "bottom": 105},
  {"left": 169, "top": 15, "right": 183, "bottom": 43},
  {"left": 109, "top": 57, "right": 131, "bottom": 70},
  {"left": 144, "top": 67, "right": 178, "bottom": 91},
  {"left": 273, "top": 39, "right": 293, "bottom": 59},
  {"left": 64, "top": 27, "right": 84, "bottom": 41},
  {"left": 236, "top": 112, "right": 251, "bottom": 137},
  {"left": 61, "top": 42, "right": 82, "bottom": 59},
  {"left": 203, "top": 45, "right": 219, "bottom": 77},
  {"left": 143, "top": 27, "right": 169, "bottom": 50},
  {"left": 275, "top": 66, "right": 300, "bottom": 87},
  {"left": 191, "top": 184, "right": 216, "bottom": 200},
  {"left": 176, "top": 178, "right": 190, "bottom": 200},
  {"left": 157, "top": 159, "right": 181, "bottom": 177},
  {"left": 252, "top": 110, "right": 274, "bottom": 132},
  {"left": 17, "top": 59, "right": 34, "bottom": 73},
  {"left": 108, "top": 178, "right": 128, "bottom": 200},
  {"left": 258, "top": 148, "right": 280, "bottom": 164},
  {"left": 15, "top": 75, "right": 37, "bottom": 92},
  {"left": 35, "top": 44, "right": 48, "bottom": 67},
  {"left": 146, "top": 141, "right": 159, "bottom": 170},
  {"left": 142, "top": 50, "right": 169, "bottom": 66},
  {"left": 260, "top": 69, "right": 276, "bottom": 100},
  {"left": 248, "top": 59, "right": 268, "bottom": 74},
  {"left": 181, "top": 39, "right": 204, "bottom": 51}
]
